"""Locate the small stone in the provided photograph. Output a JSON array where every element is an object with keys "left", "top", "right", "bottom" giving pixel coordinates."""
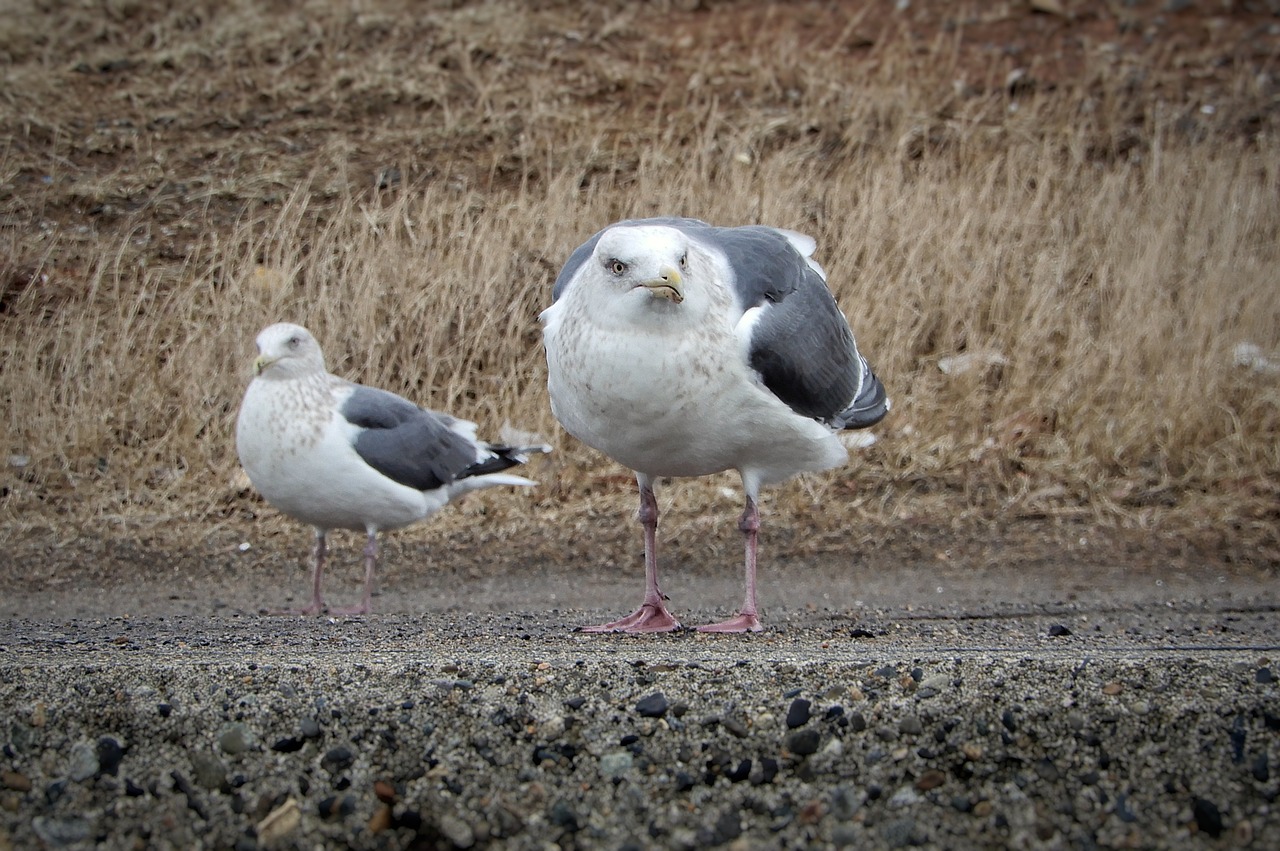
[
  {"left": 1047, "top": 624, "right": 1072, "bottom": 637},
  {"left": 1102, "top": 682, "right": 1124, "bottom": 695},
  {"left": 875, "top": 725, "right": 898, "bottom": 742},
  {"left": 548, "top": 799, "right": 579, "bottom": 831},
  {"left": 318, "top": 794, "right": 356, "bottom": 818},
  {"left": 898, "top": 716, "right": 923, "bottom": 736},
  {"left": 31, "top": 815, "right": 92, "bottom": 847},
  {"left": 190, "top": 752, "right": 226, "bottom": 790},
  {"left": 1192, "top": 797, "right": 1224, "bottom": 838},
  {"left": 710, "top": 809, "right": 741, "bottom": 844},
  {"left": 68, "top": 741, "right": 99, "bottom": 782},
  {"left": 722, "top": 717, "right": 749, "bottom": 738},
  {"left": 915, "top": 769, "right": 946, "bottom": 791},
  {"left": 1252, "top": 752, "right": 1270, "bottom": 782},
  {"left": 674, "top": 770, "right": 696, "bottom": 791},
  {"left": 1257, "top": 667, "right": 1274, "bottom": 684},
  {"left": 888, "top": 785, "right": 921, "bottom": 808},
  {"left": 751, "top": 757, "right": 779, "bottom": 786},
  {"left": 257, "top": 797, "right": 301, "bottom": 845},
  {"left": 271, "top": 737, "right": 304, "bottom": 753},
  {"left": 1, "top": 770, "right": 31, "bottom": 792},
  {"left": 786, "top": 698, "right": 812, "bottom": 728},
  {"left": 829, "top": 785, "right": 860, "bottom": 819},
  {"left": 881, "top": 816, "right": 918, "bottom": 848},
  {"left": 786, "top": 729, "right": 821, "bottom": 756},
  {"left": 299, "top": 717, "right": 322, "bottom": 739},
  {"left": 635, "top": 692, "right": 669, "bottom": 718},
  {"left": 600, "top": 751, "right": 633, "bottom": 778},
  {"left": 368, "top": 803, "right": 393, "bottom": 833},
  {"left": 96, "top": 737, "right": 124, "bottom": 776},
  {"left": 321, "top": 746, "right": 354, "bottom": 774},
  {"left": 218, "top": 723, "right": 255, "bottom": 755},
  {"left": 439, "top": 813, "right": 476, "bottom": 848},
  {"left": 1000, "top": 709, "right": 1017, "bottom": 732}
]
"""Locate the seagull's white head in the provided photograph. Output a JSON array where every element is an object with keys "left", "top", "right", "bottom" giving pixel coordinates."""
[
  {"left": 252, "top": 322, "right": 326, "bottom": 379},
  {"left": 592, "top": 225, "right": 692, "bottom": 306}
]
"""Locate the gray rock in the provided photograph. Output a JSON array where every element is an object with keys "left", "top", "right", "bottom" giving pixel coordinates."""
[
  {"left": 67, "top": 740, "right": 99, "bottom": 781},
  {"left": 439, "top": 813, "right": 476, "bottom": 848},
  {"left": 786, "top": 698, "right": 811, "bottom": 728},
  {"left": 190, "top": 752, "right": 226, "bottom": 790},
  {"left": 218, "top": 722, "right": 255, "bottom": 755},
  {"left": 785, "top": 728, "right": 820, "bottom": 756},
  {"left": 635, "top": 692, "right": 669, "bottom": 717},
  {"left": 600, "top": 751, "right": 633, "bottom": 777},
  {"left": 32, "top": 815, "right": 92, "bottom": 847}
]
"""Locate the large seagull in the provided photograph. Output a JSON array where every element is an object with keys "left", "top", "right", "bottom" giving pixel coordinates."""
[{"left": 541, "top": 218, "right": 888, "bottom": 633}]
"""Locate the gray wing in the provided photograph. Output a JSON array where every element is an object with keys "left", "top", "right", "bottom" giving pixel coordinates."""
[
  {"left": 711, "top": 225, "right": 888, "bottom": 429},
  {"left": 340, "top": 386, "right": 483, "bottom": 492},
  {"left": 551, "top": 217, "right": 715, "bottom": 301}
]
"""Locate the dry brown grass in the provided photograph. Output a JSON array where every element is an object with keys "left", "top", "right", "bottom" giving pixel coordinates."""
[{"left": 2, "top": 0, "right": 1278, "bottom": 567}]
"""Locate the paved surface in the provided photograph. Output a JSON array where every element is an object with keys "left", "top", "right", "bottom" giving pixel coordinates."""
[{"left": 1, "top": 558, "right": 1278, "bottom": 849}]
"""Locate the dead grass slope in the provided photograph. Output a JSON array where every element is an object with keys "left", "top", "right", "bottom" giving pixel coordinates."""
[{"left": 1, "top": 0, "right": 1278, "bottom": 567}]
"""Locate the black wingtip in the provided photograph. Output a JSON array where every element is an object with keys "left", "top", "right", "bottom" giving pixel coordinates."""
[{"left": 836, "top": 367, "right": 890, "bottom": 430}]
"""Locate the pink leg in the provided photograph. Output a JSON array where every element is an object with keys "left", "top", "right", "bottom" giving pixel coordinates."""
[
  {"left": 581, "top": 479, "right": 682, "bottom": 633},
  {"left": 698, "top": 496, "right": 763, "bottom": 633},
  {"left": 271, "top": 529, "right": 328, "bottom": 616},
  {"left": 330, "top": 530, "right": 378, "bottom": 616}
]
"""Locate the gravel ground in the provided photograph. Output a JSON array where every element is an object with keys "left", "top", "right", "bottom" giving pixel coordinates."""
[{"left": 2, "top": 559, "right": 1278, "bottom": 851}]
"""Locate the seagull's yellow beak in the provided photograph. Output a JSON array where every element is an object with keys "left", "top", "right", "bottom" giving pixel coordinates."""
[
  {"left": 252, "top": 354, "right": 276, "bottom": 376},
  {"left": 641, "top": 265, "right": 684, "bottom": 303}
]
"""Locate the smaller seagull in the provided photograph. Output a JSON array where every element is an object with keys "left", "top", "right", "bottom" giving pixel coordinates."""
[
  {"left": 542, "top": 218, "right": 888, "bottom": 633},
  {"left": 236, "top": 322, "right": 548, "bottom": 616}
]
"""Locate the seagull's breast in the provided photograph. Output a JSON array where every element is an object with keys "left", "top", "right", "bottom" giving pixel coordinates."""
[
  {"left": 236, "top": 378, "right": 444, "bottom": 532},
  {"left": 544, "top": 301, "right": 844, "bottom": 481}
]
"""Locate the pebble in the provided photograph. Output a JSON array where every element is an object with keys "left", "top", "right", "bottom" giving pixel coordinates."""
[
  {"left": 321, "top": 746, "right": 354, "bottom": 774},
  {"left": 599, "top": 751, "right": 633, "bottom": 777},
  {"left": 190, "top": 752, "right": 226, "bottom": 790},
  {"left": 635, "top": 692, "right": 669, "bottom": 718},
  {"left": 786, "top": 698, "right": 812, "bottom": 728},
  {"left": 1, "top": 770, "right": 31, "bottom": 792},
  {"left": 916, "top": 769, "right": 946, "bottom": 791},
  {"left": 96, "top": 737, "right": 124, "bottom": 776},
  {"left": 218, "top": 723, "right": 255, "bottom": 755},
  {"left": 785, "top": 729, "right": 821, "bottom": 756},
  {"left": 67, "top": 741, "right": 98, "bottom": 782},
  {"left": 439, "top": 813, "right": 476, "bottom": 848},
  {"left": 31, "top": 815, "right": 91, "bottom": 847},
  {"left": 1193, "top": 797, "right": 1224, "bottom": 838}
]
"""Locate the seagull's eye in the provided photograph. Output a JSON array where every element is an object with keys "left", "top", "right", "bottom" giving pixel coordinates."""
[
  {"left": 678, "top": 253, "right": 687, "bottom": 270},
  {"left": 608, "top": 259, "right": 627, "bottom": 276},
  {"left": 288, "top": 336, "right": 301, "bottom": 349}
]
